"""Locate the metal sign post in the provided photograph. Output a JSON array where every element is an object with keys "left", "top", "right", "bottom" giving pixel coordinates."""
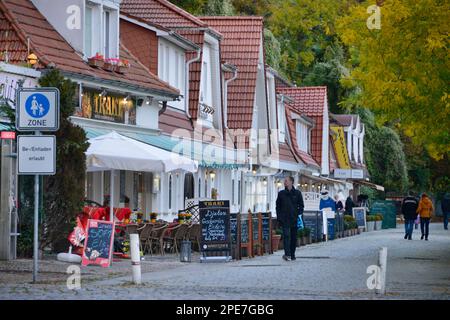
[{"left": 16, "top": 88, "right": 59, "bottom": 283}]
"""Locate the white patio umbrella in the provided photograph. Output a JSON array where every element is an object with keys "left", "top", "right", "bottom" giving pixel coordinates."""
[{"left": 85, "top": 131, "right": 198, "bottom": 220}]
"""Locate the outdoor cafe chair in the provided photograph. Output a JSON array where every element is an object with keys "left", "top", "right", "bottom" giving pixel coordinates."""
[
  {"left": 148, "top": 224, "right": 169, "bottom": 256},
  {"left": 137, "top": 223, "right": 154, "bottom": 254},
  {"left": 163, "top": 224, "right": 183, "bottom": 254},
  {"left": 171, "top": 224, "right": 190, "bottom": 254}
]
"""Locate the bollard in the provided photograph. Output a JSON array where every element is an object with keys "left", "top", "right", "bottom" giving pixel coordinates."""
[
  {"left": 180, "top": 240, "right": 192, "bottom": 262},
  {"left": 130, "top": 234, "right": 142, "bottom": 285},
  {"left": 376, "top": 247, "right": 387, "bottom": 295}
]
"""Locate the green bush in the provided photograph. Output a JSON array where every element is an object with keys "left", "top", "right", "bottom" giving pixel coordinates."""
[
  {"left": 344, "top": 215, "right": 355, "bottom": 223},
  {"left": 297, "top": 229, "right": 304, "bottom": 238},
  {"left": 303, "top": 227, "right": 311, "bottom": 237},
  {"left": 375, "top": 214, "right": 383, "bottom": 221}
]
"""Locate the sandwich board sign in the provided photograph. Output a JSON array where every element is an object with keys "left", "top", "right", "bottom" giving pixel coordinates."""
[
  {"left": 16, "top": 88, "right": 60, "bottom": 131},
  {"left": 17, "top": 135, "right": 56, "bottom": 175}
]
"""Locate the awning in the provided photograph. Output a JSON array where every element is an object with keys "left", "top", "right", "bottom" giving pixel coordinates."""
[
  {"left": 84, "top": 126, "right": 245, "bottom": 169},
  {"left": 86, "top": 131, "right": 198, "bottom": 173},
  {"left": 354, "top": 180, "right": 385, "bottom": 192},
  {"left": 300, "top": 174, "right": 332, "bottom": 184}
]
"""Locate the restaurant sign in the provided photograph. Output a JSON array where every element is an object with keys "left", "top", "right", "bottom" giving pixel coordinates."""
[
  {"left": 80, "top": 89, "right": 136, "bottom": 124},
  {"left": 330, "top": 125, "right": 351, "bottom": 169}
]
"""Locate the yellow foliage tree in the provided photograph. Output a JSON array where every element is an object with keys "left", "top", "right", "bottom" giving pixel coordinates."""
[{"left": 337, "top": 0, "right": 450, "bottom": 159}]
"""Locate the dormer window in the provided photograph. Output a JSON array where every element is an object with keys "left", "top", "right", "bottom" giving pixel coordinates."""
[
  {"left": 296, "top": 119, "right": 312, "bottom": 153},
  {"left": 84, "top": 1, "right": 119, "bottom": 59}
]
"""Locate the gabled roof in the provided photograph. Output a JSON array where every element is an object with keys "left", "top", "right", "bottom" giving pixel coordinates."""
[
  {"left": 278, "top": 86, "right": 328, "bottom": 166},
  {"left": 121, "top": 0, "right": 208, "bottom": 29},
  {"left": 200, "top": 16, "right": 264, "bottom": 130},
  {"left": 331, "top": 114, "right": 353, "bottom": 127},
  {"left": 0, "top": 0, "right": 179, "bottom": 99},
  {"left": 277, "top": 86, "right": 328, "bottom": 116},
  {"left": 285, "top": 106, "right": 320, "bottom": 168}
]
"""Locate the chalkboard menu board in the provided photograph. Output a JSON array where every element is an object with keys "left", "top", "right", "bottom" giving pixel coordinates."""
[
  {"left": 241, "top": 216, "right": 249, "bottom": 243},
  {"left": 82, "top": 219, "right": 114, "bottom": 268},
  {"left": 327, "top": 218, "right": 336, "bottom": 240},
  {"left": 353, "top": 207, "right": 367, "bottom": 228},
  {"left": 262, "top": 215, "right": 270, "bottom": 241},
  {"left": 303, "top": 211, "right": 323, "bottom": 242},
  {"left": 252, "top": 217, "right": 259, "bottom": 241},
  {"left": 230, "top": 213, "right": 238, "bottom": 244},
  {"left": 199, "top": 201, "right": 230, "bottom": 247}
]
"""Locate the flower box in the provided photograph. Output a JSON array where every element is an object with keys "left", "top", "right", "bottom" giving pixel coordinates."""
[{"left": 88, "top": 58, "right": 105, "bottom": 68}]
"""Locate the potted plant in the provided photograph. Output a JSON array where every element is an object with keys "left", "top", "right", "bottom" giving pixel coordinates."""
[
  {"left": 375, "top": 214, "right": 383, "bottom": 230},
  {"left": 366, "top": 215, "right": 376, "bottom": 231},
  {"left": 297, "top": 229, "right": 304, "bottom": 247},
  {"left": 178, "top": 212, "right": 186, "bottom": 224},
  {"left": 116, "top": 59, "right": 131, "bottom": 74},
  {"left": 150, "top": 212, "right": 157, "bottom": 223},
  {"left": 272, "top": 229, "right": 282, "bottom": 252},
  {"left": 304, "top": 227, "right": 312, "bottom": 245},
  {"left": 87, "top": 52, "right": 104, "bottom": 68},
  {"left": 103, "top": 58, "right": 120, "bottom": 72},
  {"left": 344, "top": 215, "right": 355, "bottom": 236}
]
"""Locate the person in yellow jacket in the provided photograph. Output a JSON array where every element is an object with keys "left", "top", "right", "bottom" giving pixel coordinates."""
[{"left": 417, "top": 193, "right": 434, "bottom": 240}]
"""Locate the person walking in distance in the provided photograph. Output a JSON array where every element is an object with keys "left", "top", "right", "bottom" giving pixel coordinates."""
[
  {"left": 401, "top": 191, "right": 418, "bottom": 240},
  {"left": 345, "top": 196, "right": 355, "bottom": 216},
  {"left": 441, "top": 192, "right": 450, "bottom": 230},
  {"left": 417, "top": 193, "right": 434, "bottom": 240},
  {"left": 276, "top": 176, "right": 304, "bottom": 261}
]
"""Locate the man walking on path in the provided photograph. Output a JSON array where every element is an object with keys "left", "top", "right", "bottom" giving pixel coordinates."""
[
  {"left": 401, "top": 192, "right": 418, "bottom": 240},
  {"left": 441, "top": 193, "right": 450, "bottom": 230},
  {"left": 276, "top": 176, "right": 304, "bottom": 261},
  {"left": 417, "top": 193, "right": 434, "bottom": 240}
]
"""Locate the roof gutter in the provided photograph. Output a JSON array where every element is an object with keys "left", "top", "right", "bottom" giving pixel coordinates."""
[
  {"left": 57, "top": 70, "right": 179, "bottom": 101},
  {"left": 185, "top": 48, "right": 202, "bottom": 119}
]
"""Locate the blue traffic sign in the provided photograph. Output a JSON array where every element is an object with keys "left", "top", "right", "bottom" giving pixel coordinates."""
[{"left": 25, "top": 93, "right": 50, "bottom": 119}]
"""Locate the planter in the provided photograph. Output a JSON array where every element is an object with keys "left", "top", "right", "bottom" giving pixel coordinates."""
[
  {"left": 375, "top": 220, "right": 383, "bottom": 230},
  {"left": 367, "top": 221, "right": 375, "bottom": 232},
  {"left": 115, "top": 65, "right": 129, "bottom": 74},
  {"left": 305, "top": 234, "right": 312, "bottom": 245},
  {"left": 272, "top": 235, "right": 281, "bottom": 252},
  {"left": 103, "top": 62, "right": 115, "bottom": 72},
  {"left": 88, "top": 58, "right": 104, "bottom": 68}
]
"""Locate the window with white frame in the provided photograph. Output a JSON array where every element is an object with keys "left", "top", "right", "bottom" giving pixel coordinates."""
[
  {"left": 83, "top": 1, "right": 118, "bottom": 59},
  {"left": 278, "top": 101, "right": 286, "bottom": 142},
  {"left": 158, "top": 39, "right": 186, "bottom": 110},
  {"left": 296, "top": 120, "right": 310, "bottom": 153},
  {"left": 199, "top": 43, "right": 214, "bottom": 126}
]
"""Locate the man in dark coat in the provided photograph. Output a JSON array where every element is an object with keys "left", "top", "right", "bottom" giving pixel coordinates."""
[
  {"left": 441, "top": 193, "right": 450, "bottom": 230},
  {"left": 345, "top": 196, "right": 355, "bottom": 215},
  {"left": 276, "top": 176, "right": 304, "bottom": 261},
  {"left": 401, "top": 191, "right": 419, "bottom": 240}
]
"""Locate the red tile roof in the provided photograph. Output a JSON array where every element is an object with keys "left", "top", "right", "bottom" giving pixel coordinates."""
[
  {"left": 121, "top": 0, "right": 208, "bottom": 28},
  {"left": 0, "top": 0, "right": 179, "bottom": 98},
  {"left": 285, "top": 106, "right": 320, "bottom": 168},
  {"left": 278, "top": 142, "right": 298, "bottom": 164},
  {"left": 159, "top": 107, "right": 193, "bottom": 135},
  {"left": 279, "top": 86, "right": 328, "bottom": 166},
  {"left": 200, "top": 16, "right": 264, "bottom": 131}
]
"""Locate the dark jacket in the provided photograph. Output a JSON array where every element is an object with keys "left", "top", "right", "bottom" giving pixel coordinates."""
[
  {"left": 276, "top": 187, "right": 304, "bottom": 227},
  {"left": 401, "top": 196, "right": 419, "bottom": 220},
  {"left": 345, "top": 197, "right": 355, "bottom": 215},
  {"left": 441, "top": 195, "right": 450, "bottom": 212},
  {"left": 336, "top": 200, "right": 344, "bottom": 212}
]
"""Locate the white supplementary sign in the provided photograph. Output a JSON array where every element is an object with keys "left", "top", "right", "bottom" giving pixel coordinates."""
[
  {"left": 16, "top": 88, "right": 60, "bottom": 131},
  {"left": 334, "top": 169, "right": 364, "bottom": 179},
  {"left": 18, "top": 135, "right": 56, "bottom": 175},
  {"left": 351, "top": 169, "right": 364, "bottom": 179},
  {"left": 334, "top": 169, "right": 351, "bottom": 179}
]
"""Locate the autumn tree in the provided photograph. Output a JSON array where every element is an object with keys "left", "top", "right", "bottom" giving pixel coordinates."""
[{"left": 337, "top": 0, "right": 450, "bottom": 159}]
